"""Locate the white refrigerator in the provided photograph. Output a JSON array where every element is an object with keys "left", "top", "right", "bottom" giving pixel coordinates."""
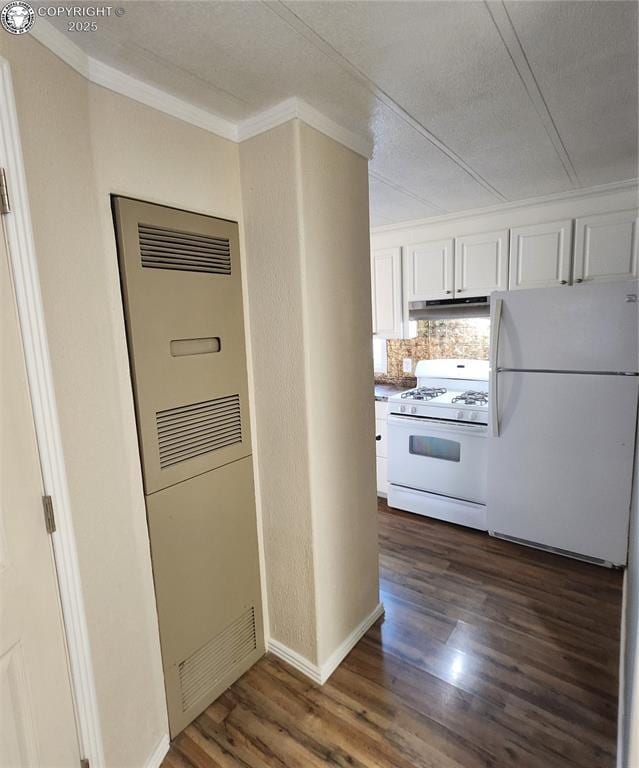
[{"left": 487, "top": 280, "right": 639, "bottom": 566}]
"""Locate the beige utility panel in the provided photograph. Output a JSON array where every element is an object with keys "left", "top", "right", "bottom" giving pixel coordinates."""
[{"left": 113, "top": 197, "right": 264, "bottom": 736}]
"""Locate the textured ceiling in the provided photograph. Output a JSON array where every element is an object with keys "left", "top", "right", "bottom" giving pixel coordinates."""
[{"left": 40, "top": 0, "right": 638, "bottom": 227}]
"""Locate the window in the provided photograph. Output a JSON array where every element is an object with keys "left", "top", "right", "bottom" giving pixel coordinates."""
[
  {"left": 373, "top": 338, "right": 387, "bottom": 374},
  {"left": 409, "top": 435, "right": 461, "bottom": 462}
]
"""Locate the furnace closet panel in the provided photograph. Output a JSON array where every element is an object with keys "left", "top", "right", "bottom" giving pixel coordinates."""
[{"left": 113, "top": 196, "right": 264, "bottom": 736}]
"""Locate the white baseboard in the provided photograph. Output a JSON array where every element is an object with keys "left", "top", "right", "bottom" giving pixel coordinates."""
[
  {"left": 145, "top": 733, "right": 170, "bottom": 768},
  {"left": 267, "top": 637, "right": 323, "bottom": 684},
  {"left": 320, "top": 602, "right": 385, "bottom": 683},
  {"left": 268, "top": 602, "right": 384, "bottom": 685},
  {"left": 146, "top": 602, "right": 385, "bottom": 762}
]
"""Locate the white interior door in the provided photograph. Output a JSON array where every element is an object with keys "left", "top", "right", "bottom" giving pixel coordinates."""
[
  {"left": 0, "top": 226, "right": 80, "bottom": 767},
  {"left": 573, "top": 209, "right": 638, "bottom": 284},
  {"left": 404, "top": 239, "right": 454, "bottom": 301},
  {"left": 509, "top": 219, "right": 572, "bottom": 290},
  {"left": 455, "top": 229, "right": 508, "bottom": 298}
]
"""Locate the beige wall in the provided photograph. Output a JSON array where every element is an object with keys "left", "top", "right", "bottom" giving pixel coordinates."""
[
  {"left": 240, "top": 121, "right": 379, "bottom": 667},
  {"left": 239, "top": 122, "right": 319, "bottom": 661},
  {"left": 3, "top": 32, "right": 378, "bottom": 762},
  {"left": 1, "top": 36, "right": 244, "bottom": 767},
  {"left": 297, "top": 124, "right": 379, "bottom": 665},
  {"left": 239, "top": 122, "right": 318, "bottom": 660}
]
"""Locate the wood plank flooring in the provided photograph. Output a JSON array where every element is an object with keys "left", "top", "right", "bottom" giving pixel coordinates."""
[{"left": 162, "top": 499, "right": 622, "bottom": 768}]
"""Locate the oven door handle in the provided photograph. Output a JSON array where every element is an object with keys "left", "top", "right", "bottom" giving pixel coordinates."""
[
  {"left": 489, "top": 297, "right": 503, "bottom": 437},
  {"left": 387, "top": 414, "right": 487, "bottom": 434}
]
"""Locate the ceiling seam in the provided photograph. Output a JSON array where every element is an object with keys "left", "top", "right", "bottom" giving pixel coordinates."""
[
  {"left": 485, "top": 1, "right": 581, "bottom": 188},
  {"left": 264, "top": 0, "right": 508, "bottom": 203},
  {"left": 369, "top": 171, "right": 449, "bottom": 214}
]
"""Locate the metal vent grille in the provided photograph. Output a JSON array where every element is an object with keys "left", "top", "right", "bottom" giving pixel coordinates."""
[
  {"left": 492, "top": 532, "right": 607, "bottom": 566},
  {"left": 138, "top": 224, "right": 231, "bottom": 274},
  {"left": 156, "top": 394, "right": 242, "bottom": 469},
  {"left": 179, "top": 607, "right": 256, "bottom": 712}
]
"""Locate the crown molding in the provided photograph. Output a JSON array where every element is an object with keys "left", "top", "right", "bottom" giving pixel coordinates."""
[
  {"left": 31, "top": 20, "right": 238, "bottom": 140},
  {"left": 30, "top": 13, "right": 90, "bottom": 78},
  {"left": 29, "top": 20, "right": 372, "bottom": 157},
  {"left": 371, "top": 178, "right": 639, "bottom": 234},
  {"left": 87, "top": 57, "right": 239, "bottom": 140},
  {"left": 238, "top": 96, "right": 372, "bottom": 158}
]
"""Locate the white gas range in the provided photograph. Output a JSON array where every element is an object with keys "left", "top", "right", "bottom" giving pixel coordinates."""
[{"left": 387, "top": 359, "right": 489, "bottom": 531}]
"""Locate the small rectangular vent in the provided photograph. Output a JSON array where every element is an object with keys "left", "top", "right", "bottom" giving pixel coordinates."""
[
  {"left": 492, "top": 532, "right": 607, "bottom": 566},
  {"left": 179, "top": 607, "right": 256, "bottom": 712},
  {"left": 138, "top": 224, "right": 231, "bottom": 275},
  {"left": 156, "top": 394, "right": 242, "bottom": 469}
]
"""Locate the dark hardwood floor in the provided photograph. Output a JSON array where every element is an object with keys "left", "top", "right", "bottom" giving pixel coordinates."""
[{"left": 163, "top": 499, "right": 622, "bottom": 768}]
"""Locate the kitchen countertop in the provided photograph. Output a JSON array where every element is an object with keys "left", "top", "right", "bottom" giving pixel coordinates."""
[{"left": 374, "top": 383, "right": 406, "bottom": 401}]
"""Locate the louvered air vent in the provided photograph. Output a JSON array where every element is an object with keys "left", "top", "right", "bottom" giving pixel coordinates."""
[
  {"left": 179, "top": 607, "right": 256, "bottom": 712},
  {"left": 156, "top": 394, "right": 242, "bottom": 469},
  {"left": 138, "top": 224, "right": 231, "bottom": 275}
]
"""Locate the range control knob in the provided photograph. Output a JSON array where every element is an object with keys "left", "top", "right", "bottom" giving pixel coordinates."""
[
  {"left": 400, "top": 405, "right": 406, "bottom": 413},
  {"left": 411, "top": 406, "right": 417, "bottom": 414},
  {"left": 457, "top": 410, "right": 465, "bottom": 420},
  {"left": 470, "top": 412, "right": 478, "bottom": 421}
]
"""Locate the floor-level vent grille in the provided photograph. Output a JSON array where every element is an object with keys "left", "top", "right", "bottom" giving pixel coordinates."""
[
  {"left": 492, "top": 532, "right": 608, "bottom": 566},
  {"left": 178, "top": 607, "right": 256, "bottom": 712},
  {"left": 139, "top": 224, "right": 231, "bottom": 274},
  {"left": 156, "top": 394, "right": 242, "bottom": 468}
]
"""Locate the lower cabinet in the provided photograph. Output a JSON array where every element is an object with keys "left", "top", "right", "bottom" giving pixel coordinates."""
[
  {"left": 376, "top": 456, "right": 388, "bottom": 497},
  {"left": 375, "top": 400, "right": 389, "bottom": 496}
]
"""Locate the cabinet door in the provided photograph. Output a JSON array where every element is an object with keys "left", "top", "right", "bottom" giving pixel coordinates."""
[
  {"left": 574, "top": 210, "right": 638, "bottom": 284},
  {"left": 376, "top": 457, "right": 388, "bottom": 496},
  {"left": 371, "top": 248, "right": 403, "bottom": 338},
  {"left": 455, "top": 229, "right": 508, "bottom": 298},
  {"left": 404, "top": 239, "right": 454, "bottom": 301},
  {"left": 509, "top": 220, "right": 572, "bottom": 290},
  {"left": 375, "top": 417, "right": 388, "bottom": 458}
]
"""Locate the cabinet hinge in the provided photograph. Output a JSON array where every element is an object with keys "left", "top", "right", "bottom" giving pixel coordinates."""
[
  {"left": 80, "top": 759, "right": 90, "bottom": 768},
  {"left": 42, "top": 495, "right": 56, "bottom": 534},
  {"left": 0, "top": 168, "right": 11, "bottom": 215}
]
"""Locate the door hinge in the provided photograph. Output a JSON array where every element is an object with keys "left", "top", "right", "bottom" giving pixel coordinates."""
[
  {"left": 0, "top": 168, "right": 10, "bottom": 215},
  {"left": 42, "top": 495, "right": 56, "bottom": 534},
  {"left": 80, "top": 759, "right": 90, "bottom": 768}
]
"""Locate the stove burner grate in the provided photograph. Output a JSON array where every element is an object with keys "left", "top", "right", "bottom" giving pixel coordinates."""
[
  {"left": 401, "top": 386, "right": 447, "bottom": 401},
  {"left": 451, "top": 390, "right": 488, "bottom": 406}
]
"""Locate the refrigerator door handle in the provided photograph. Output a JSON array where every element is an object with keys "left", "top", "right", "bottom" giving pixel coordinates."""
[{"left": 489, "top": 298, "right": 503, "bottom": 437}]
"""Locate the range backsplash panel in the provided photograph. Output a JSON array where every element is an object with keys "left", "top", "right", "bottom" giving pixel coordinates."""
[{"left": 376, "top": 319, "right": 490, "bottom": 386}]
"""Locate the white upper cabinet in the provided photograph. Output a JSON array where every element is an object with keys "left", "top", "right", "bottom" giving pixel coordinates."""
[
  {"left": 370, "top": 207, "right": 636, "bottom": 339},
  {"left": 454, "top": 229, "right": 509, "bottom": 298},
  {"left": 573, "top": 210, "right": 638, "bottom": 285},
  {"left": 404, "top": 239, "right": 454, "bottom": 301},
  {"left": 371, "top": 247, "right": 403, "bottom": 339},
  {"left": 509, "top": 219, "right": 573, "bottom": 290}
]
